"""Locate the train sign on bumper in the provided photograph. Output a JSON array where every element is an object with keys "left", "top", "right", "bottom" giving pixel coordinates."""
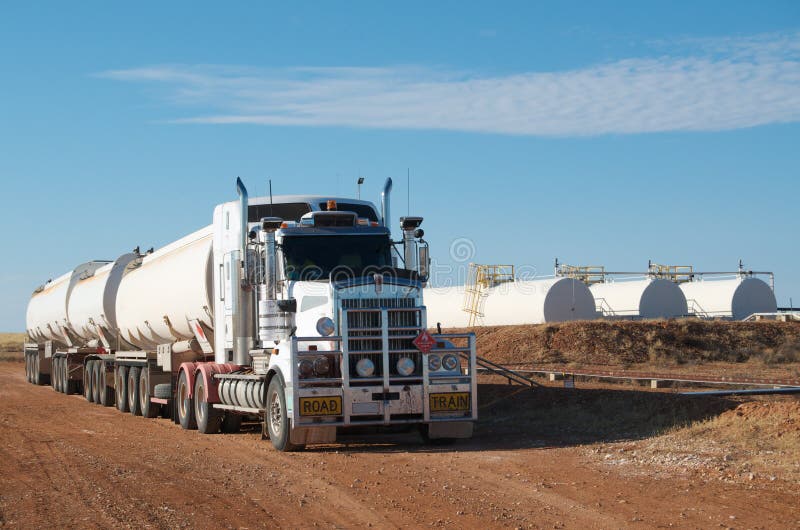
[{"left": 429, "top": 392, "right": 471, "bottom": 413}]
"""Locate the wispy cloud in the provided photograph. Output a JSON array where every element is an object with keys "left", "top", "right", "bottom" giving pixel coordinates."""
[{"left": 100, "top": 32, "right": 800, "bottom": 136}]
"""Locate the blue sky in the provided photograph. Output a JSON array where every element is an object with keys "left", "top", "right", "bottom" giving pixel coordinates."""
[{"left": 1, "top": 1, "right": 799, "bottom": 331}]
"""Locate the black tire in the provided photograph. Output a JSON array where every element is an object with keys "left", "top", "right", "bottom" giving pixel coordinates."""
[
  {"left": 33, "top": 355, "right": 40, "bottom": 385},
  {"left": 92, "top": 361, "right": 102, "bottom": 404},
  {"left": 25, "top": 353, "right": 30, "bottom": 383},
  {"left": 418, "top": 424, "right": 456, "bottom": 446},
  {"left": 153, "top": 384, "right": 172, "bottom": 399},
  {"left": 176, "top": 371, "right": 197, "bottom": 430},
  {"left": 128, "top": 367, "right": 142, "bottom": 416},
  {"left": 266, "top": 376, "right": 302, "bottom": 451},
  {"left": 98, "top": 363, "right": 114, "bottom": 407},
  {"left": 84, "top": 361, "right": 94, "bottom": 402},
  {"left": 52, "top": 357, "right": 60, "bottom": 392},
  {"left": 140, "top": 368, "right": 159, "bottom": 418},
  {"left": 194, "top": 376, "right": 222, "bottom": 434},
  {"left": 116, "top": 366, "right": 129, "bottom": 412},
  {"left": 221, "top": 413, "right": 243, "bottom": 434},
  {"left": 63, "top": 358, "right": 72, "bottom": 394}
]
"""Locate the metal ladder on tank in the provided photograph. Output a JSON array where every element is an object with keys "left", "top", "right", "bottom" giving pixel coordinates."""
[
  {"left": 686, "top": 299, "right": 710, "bottom": 318},
  {"left": 462, "top": 263, "right": 515, "bottom": 327}
]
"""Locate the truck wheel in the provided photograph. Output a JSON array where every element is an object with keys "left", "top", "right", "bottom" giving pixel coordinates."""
[
  {"left": 177, "top": 371, "right": 197, "bottom": 430},
  {"left": 221, "top": 413, "right": 242, "bottom": 434},
  {"left": 25, "top": 353, "right": 30, "bottom": 383},
  {"left": 98, "top": 363, "right": 114, "bottom": 407},
  {"left": 194, "top": 376, "right": 221, "bottom": 434},
  {"left": 63, "top": 359, "right": 73, "bottom": 394},
  {"left": 128, "top": 367, "right": 142, "bottom": 416},
  {"left": 33, "top": 355, "right": 40, "bottom": 385},
  {"left": 116, "top": 366, "right": 129, "bottom": 412},
  {"left": 52, "top": 357, "right": 60, "bottom": 392},
  {"left": 84, "top": 361, "right": 94, "bottom": 402},
  {"left": 140, "top": 368, "right": 159, "bottom": 418},
  {"left": 60, "top": 358, "right": 68, "bottom": 394},
  {"left": 92, "top": 361, "right": 103, "bottom": 404},
  {"left": 266, "top": 376, "right": 301, "bottom": 451}
]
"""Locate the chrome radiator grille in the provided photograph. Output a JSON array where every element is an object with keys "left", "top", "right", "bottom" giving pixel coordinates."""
[{"left": 342, "top": 298, "right": 423, "bottom": 380}]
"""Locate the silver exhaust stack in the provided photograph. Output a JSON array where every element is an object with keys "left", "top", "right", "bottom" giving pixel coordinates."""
[
  {"left": 233, "top": 178, "right": 254, "bottom": 366},
  {"left": 381, "top": 177, "right": 393, "bottom": 238}
]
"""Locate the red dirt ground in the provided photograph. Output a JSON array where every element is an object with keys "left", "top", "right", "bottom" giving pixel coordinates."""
[{"left": 1, "top": 362, "right": 798, "bottom": 529}]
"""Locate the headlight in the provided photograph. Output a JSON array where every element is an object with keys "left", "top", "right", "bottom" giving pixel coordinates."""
[
  {"left": 313, "top": 355, "right": 330, "bottom": 375},
  {"left": 298, "top": 359, "right": 314, "bottom": 378},
  {"left": 428, "top": 354, "right": 441, "bottom": 371},
  {"left": 396, "top": 357, "right": 415, "bottom": 376},
  {"left": 355, "top": 358, "right": 375, "bottom": 377},
  {"left": 442, "top": 354, "right": 459, "bottom": 372},
  {"left": 316, "top": 317, "right": 335, "bottom": 336}
]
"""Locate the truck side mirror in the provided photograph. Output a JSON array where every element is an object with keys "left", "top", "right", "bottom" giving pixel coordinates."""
[{"left": 418, "top": 245, "right": 430, "bottom": 283}]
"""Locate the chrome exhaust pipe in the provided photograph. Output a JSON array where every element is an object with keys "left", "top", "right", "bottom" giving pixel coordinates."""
[
  {"left": 234, "top": 177, "right": 253, "bottom": 365},
  {"left": 381, "top": 177, "right": 393, "bottom": 237}
]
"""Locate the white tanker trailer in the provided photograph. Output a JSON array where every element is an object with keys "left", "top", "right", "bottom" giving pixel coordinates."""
[{"left": 24, "top": 178, "right": 477, "bottom": 450}]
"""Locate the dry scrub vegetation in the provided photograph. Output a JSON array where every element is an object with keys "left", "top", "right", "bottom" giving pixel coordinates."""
[
  {"left": 445, "top": 320, "right": 800, "bottom": 368},
  {"left": 595, "top": 398, "right": 800, "bottom": 489},
  {"left": 0, "top": 333, "right": 26, "bottom": 361}
]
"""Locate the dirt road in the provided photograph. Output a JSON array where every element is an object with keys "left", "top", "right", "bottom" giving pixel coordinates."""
[{"left": 1, "top": 362, "right": 797, "bottom": 529}]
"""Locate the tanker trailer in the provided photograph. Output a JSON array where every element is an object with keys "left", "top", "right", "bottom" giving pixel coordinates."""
[
  {"left": 25, "top": 177, "right": 478, "bottom": 451},
  {"left": 24, "top": 260, "right": 110, "bottom": 387}
]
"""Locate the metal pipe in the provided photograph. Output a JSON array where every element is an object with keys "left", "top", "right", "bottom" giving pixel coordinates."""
[
  {"left": 234, "top": 178, "right": 253, "bottom": 366},
  {"left": 264, "top": 230, "right": 277, "bottom": 300},
  {"left": 402, "top": 229, "right": 417, "bottom": 271},
  {"left": 381, "top": 177, "right": 393, "bottom": 236},
  {"left": 681, "top": 387, "right": 800, "bottom": 397},
  {"left": 236, "top": 177, "right": 249, "bottom": 283}
]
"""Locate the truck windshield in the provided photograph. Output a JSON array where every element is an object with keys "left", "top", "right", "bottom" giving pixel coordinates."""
[{"left": 281, "top": 235, "right": 393, "bottom": 281}]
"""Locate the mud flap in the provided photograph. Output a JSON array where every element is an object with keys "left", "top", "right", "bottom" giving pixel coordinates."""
[
  {"left": 427, "top": 421, "right": 474, "bottom": 439},
  {"left": 290, "top": 425, "right": 337, "bottom": 445}
]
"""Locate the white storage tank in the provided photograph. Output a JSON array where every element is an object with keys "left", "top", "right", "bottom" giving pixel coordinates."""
[
  {"left": 589, "top": 278, "right": 688, "bottom": 319},
  {"left": 67, "top": 253, "right": 139, "bottom": 347},
  {"left": 679, "top": 277, "right": 777, "bottom": 320},
  {"left": 115, "top": 226, "right": 214, "bottom": 349},
  {"left": 425, "top": 278, "right": 597, "bottom": 327},
  {"left": 424, "top": 286, "right": 471, "bottom": 328},
  {"left": 26, "top": 261, "right": 110, "bottom": 344}
]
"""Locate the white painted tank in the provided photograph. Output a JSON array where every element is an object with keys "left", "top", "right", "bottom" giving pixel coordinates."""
[
  {"left": 424, "top": 286, "right": 470, "bottom": 328},
  {"left": 680, "top": 277, "right": 777, "bottom": 320},
  {"left": 425, "top": 278, "right": 597, "bottom": 327},
  {"left": 26, "top": 261, "right": 110, "bottom": 344},
  {"left": 67, "top": 253, "right": 139, "bottom": 346},
  {"left": 589, "top": 278, "right": 688, "bottom": 319},
  {"left": 115, "top": 226, "right": 214, "bottom": 349}
]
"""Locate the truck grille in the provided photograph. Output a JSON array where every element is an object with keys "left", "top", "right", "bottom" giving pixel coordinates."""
[{"left": 342, "top": 298, "right": 422, "bottom": 380}]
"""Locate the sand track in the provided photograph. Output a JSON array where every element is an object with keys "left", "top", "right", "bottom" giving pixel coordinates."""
[{"left": 0, "top": 362, "right": 797, "bottom": 529}]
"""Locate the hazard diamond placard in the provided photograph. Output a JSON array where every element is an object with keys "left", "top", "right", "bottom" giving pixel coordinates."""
[{"left": 412, "top": 330, "right": 437, "bottom": 353}]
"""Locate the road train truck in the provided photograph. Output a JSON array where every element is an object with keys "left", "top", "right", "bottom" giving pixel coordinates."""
[{"left": 24, "top": 178, "right": 477, "bottom": 450}]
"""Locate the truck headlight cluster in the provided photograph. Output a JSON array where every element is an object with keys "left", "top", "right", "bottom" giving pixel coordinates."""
[
  {"left": 428, "top": 355, "right": 441, "bottom": 371},
  {"left": 355, "top": 358, "right": 375, "bottom": 377},
  {"left": 442, "top": 354, "right": 459, "bottom": 371},
  {"left": 395, "top": 357, "right": 415, "bottom": 376},
  {"left": 427, "top": 353, "right": 460, "bottom": 374},
  {"left": 298, "top": 359, "right": 314, "bottom": 378},
  {"left": 316, "top": 317, "right": 335, "bottom": 336},
  {"left": 298, "top": 355, "right": 333, "bottom": 378}
]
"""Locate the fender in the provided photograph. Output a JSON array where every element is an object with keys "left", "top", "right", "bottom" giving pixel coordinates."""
[
  {"left": 177, "top": 361, "right": 200, "bottom": 399},
  {"left": 193, "top": 362, "right": 241, "bottom": 402},
  {"left": 266, "top": 366, "right": 291, "bottom": 415}
]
